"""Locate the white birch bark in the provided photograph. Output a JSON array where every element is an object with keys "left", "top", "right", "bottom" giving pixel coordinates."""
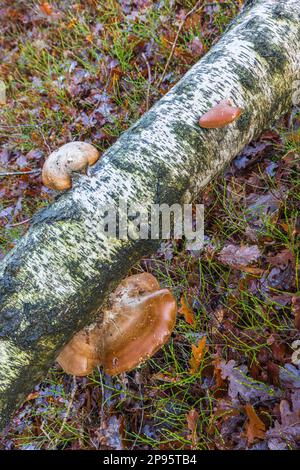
[{"left": 0, "top": 0, "right": 300, "bottom": 429}]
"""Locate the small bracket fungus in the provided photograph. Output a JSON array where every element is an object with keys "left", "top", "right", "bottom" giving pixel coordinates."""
[
  {"left": 199, "top": 99, "right": 242, "bottom": 129},
  {"left": 42, "top": 141, "right": 100, "bottom": 190},
  {"left": 57, "top": 273, "right": 177, "bottom": 376}
]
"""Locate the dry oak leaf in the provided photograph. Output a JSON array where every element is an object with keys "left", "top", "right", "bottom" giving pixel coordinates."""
[
  {"left": 245, "top": 404, "right": 266, "bottom": 445},
  {"left": 95, "top": 415, "right": 125, "bottom": 450},
  {"left": 292, "top": 296, "right": 300, "bottom": 331},
  {"left": 267, "top": 392, "right": 300, "bottom": 449},
  {"left": 213, "top": 355, "right": 224, "bottom": 388},
  {"left": 178, "top": 296, "right": 195, "bottom": 326},
  {"left": 189, "top": 336, "right": 207, "bottom": 374},
  {"left": 220, "top": 359, "right": 277, "bottom": 401},
  {"left": 219, "top": 244, "right": 261, "bottom": 268}
]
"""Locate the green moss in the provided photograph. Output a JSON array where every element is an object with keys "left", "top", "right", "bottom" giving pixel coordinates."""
[
  {"left": 129, "top": 109, "right": 158, "bottom": 133},
  {"left": 171, "top": 121, "right": 216, "bottom": 181},
  {"left": 267, "top": 88, "right": 292, "bottom": 127},
  {"left": 172, "top": 121, "right": 198, "bottom": 153},
  {"left": 236, "top": 109, "right": 252, "bottom": 133},
  {"left": 250, "top": 32, "right": 287, "bottom": 74},
  {"left": 233, "top": 63, "right": 259, "bottom": 93}
]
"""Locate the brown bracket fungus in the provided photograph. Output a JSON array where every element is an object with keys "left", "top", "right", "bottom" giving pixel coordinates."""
[
  {"left": 56, "top": 326, "right": 101, "bottom": 376},
  {"left": 199, "top": 99, "right": 242, "bottom": 129},
  {"left": 101, "top": 273, "right": 177, "bottom": 376},
  {"left": 57, "top": 273, "right": 177, "bottom": 376},
  {"left": 42, "top": 141, "right": 100, "bottom": 190}
]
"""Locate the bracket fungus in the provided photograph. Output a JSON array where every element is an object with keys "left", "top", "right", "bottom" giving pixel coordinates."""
[
  {"left": 199, "top": 99, "right": 242, "bottom": 129},
  {"left": 56, "top": 326, "right": 102, "bottom": 376},
  {"left": 101, "top": 273, "right": 177, "bottom": 375},
  {"left": 57, "top": 273, "right": 177, "bottom": 376},
  {"left": 42, "top": 141, "right": 100, "bottom": 190}
]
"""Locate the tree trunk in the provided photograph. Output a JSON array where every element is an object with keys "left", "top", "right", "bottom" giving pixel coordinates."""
[{"left": 0, "top": 0, "right": 300, "bottom": 430}]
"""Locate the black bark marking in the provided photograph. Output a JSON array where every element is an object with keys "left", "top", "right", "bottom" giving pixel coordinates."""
[
  {"left": 233, "top": 63, "right": 259, "bottom": 93},
  {"left": 32, "top": 199, "right": 82, "bottom": 226},
  {"left": 272, "top": 4, "right": 294, "bottom": 23},
  {"left": 249, "top": 31, "right": 287, "bottom": 74}
]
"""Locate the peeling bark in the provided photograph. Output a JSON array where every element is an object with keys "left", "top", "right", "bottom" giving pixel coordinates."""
[{"left": 1, "top": 0, "right": 300, "bottom": 429}]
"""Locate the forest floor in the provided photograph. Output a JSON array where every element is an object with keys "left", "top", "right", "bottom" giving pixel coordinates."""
[{"left": 0, "top": 0, "right": 300, "bottom": 450}]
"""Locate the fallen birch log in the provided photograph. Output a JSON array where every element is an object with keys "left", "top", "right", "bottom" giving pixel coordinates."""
[{"left": 1, "top": 0, "right": 300, "bottom": 429}]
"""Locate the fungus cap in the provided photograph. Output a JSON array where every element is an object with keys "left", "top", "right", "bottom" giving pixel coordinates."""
[
  {"left": 57, "top": 273, "right": 177, "bottom": 376},
  {"left": 42, "top": 141, "right": 99, "bottom": 190},
  {"left": 102, "top": 273, "right": 177, "bottom": 376},
  {"left": 57, "top": 327, "right": 101, "bottom": 376},
  {"left": 199, "top": 99, "right": 242, "bottom": 129}
]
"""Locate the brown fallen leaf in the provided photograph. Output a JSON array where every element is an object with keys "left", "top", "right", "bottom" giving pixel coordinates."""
[
  {"left": 189, "top": 336, "right": 207, "bottom": 374},
  {"left": 40, "top": 2, "right": 53, "bottom": 15},
  {"left": 267, "top": 249, "right": 294, "bottom": 271},
  {"left": 186, "top": 409, "right": 199, "bottom": 449},
  {"left": 246, "top": 192, "right": 281, "bottom": 224},
  {"left": 95, "top": 415, "right": 126, "bottom": 450},
  {"left": 25, "top": 391, "right": 39, "bottom": 402},
  {"left": 213, "top": 354, "right": 224, "bottom": 388},
  {"left": 178, "top": 296, "right": 195, "bottom": 326},
  {"left": 233, "top": 141, "right": 272, "bottom": 170},
  {"left": 292, "top": 296, "right": 300, "bottom": 331},
  {"left": 210, "top": 306, "right": 225, "bottom": 337},
  {"left": 267, "top": 361, "right": 280, "bottom": 386},
  {"left": 271, "top": 340, "right": 287, "bottom": 362},
  {"left": 245, "top": 404, "right": 266, "bottom": 445},
  {"left": 238, "top": 266, "right": 264, "bottom": 275},
  {"left": 266, "top": 393, "right": 300, "bottom": 449},
  {"left": 218, "top": 244, "right": 261, "bottom": 269}
]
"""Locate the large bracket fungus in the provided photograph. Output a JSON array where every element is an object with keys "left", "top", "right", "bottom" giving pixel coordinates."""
[
  {"left": 57, "top": 273, "right": 177, "bottom": 376},
  {"left": 55, "top": 327, "right": 102, "bottom": 377}
]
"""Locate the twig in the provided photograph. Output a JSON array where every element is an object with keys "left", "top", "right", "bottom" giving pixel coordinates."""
[
  {"left": 0, "top": 169, "right": 41, "bottom": 177},
  {"left": 6, "top": 218, "right": 31, "bottom": 228},
  {"left": 157, "top": 0, "right": 204, "bottom": 88},
  {"left": 142, "top": 53, "right": 152, "bottom": 111},
  {"left": 0, "top": 122, "right": 50, "bottom": 128},
  {"left": 38, "top": 128, "right": 51, "bottom": 153}
]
